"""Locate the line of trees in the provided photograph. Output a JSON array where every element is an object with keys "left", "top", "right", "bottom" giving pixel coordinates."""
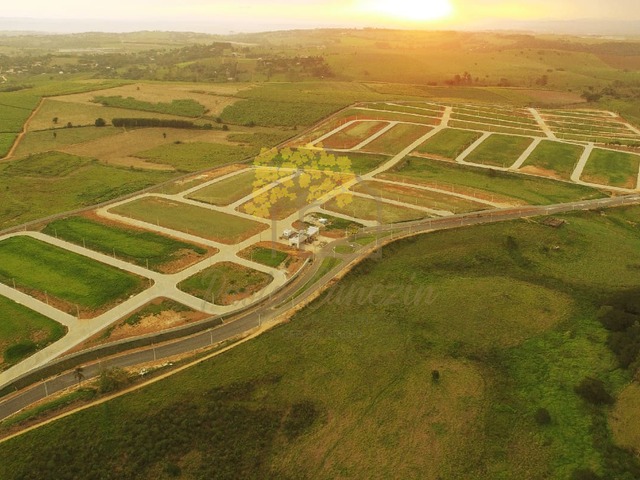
[{"left": 111, "top": 118, "right": 212, "bottom": 129}]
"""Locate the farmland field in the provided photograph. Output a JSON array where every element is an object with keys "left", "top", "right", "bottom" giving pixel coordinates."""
[
  {"left": 582, "top": 148, "right": 640, "bottom": 189},
  {"left": 92, "top": 96, "right": 206, "bottom": 117},
  {"left": 361, "top": 123, "right": 432, "bottom": 155},
  {"left": 41, "top": 216, "right": 211, "bottom": 273},
  {"left": 135, "top": 141, "right": 257, "bottom": 172},
  {"left": 0, "top": 152, "right": 174, "bottom": 229},
  {"left": 351, "top": 180, "right": 487, "bottom": 213},
  {"left": 520, "top": 140, "right": 584, "bottom": 180},
  {"left": 320, "top": 121, "right": 388, "bottom": 149},
  {"left": 178, "top": 262, "right": 273, "bottom": 305},
  {"left": 381, "top": 156, "right": 604, "bottom": 205},
  {"left": 323, "top": 194, "right": 429, "bottom": 223},
  {"left": 0, "top": 236, "right": 146, "bottom": 315},
  {"left": 0, "top": 296, "right": 66, "bottom": 369},
  {"left": 0, "top": 133, "right": 17, "bottom": 158},
  {"left": 464, "top": 134, "right": 534, "bottom": 168},
  {"left": 14, "top": 126, "right": 121, "bottom": 157},
  {"left": 415, "top": 128, "right": 482, "bottom": 160},
  {"left": 111, "top": 197, "right": 267, "bottom": 244}
]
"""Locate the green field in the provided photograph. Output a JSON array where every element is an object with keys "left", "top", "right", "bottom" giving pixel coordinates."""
[
  {"left": 178, "top": 262, "right": 273, "bottom": 305},
  {"left": 256, "top": 148, "right": 390, "bottom": 176},
  {"left": 464, "top": 134, "right": 534, "bottom": 168},
  {"left": 324, "top": 194, "right": 429, "bottom": 223},
  {"left": 321, "top": 121, "right": 387, "bottom": 149},
  {"left": 382, "top": 156, "right": 604, "bottom": 205},
  {"left": 582, "top": 148, "right": 640, "bottom": 189},
  {"left": 0, "top": 236, "right": 145, "bottom": 314},
  {"left": 352, "top": 180, "right": 487, "bottom": 214},
  {"left": 5, "top": 207, "right": 640, "bottom": 478},
  {"left": 448, "top": 120, "right": 544, "bottom": 137},
  {"left": 187, "top": 169, "right": 290, "bottom": 206},
  {"left": 42, "top": 217, "right": 209, "bottom": 272},
  {"left": 0, "top": 151, "right": 175, "bottom": 229},
  {"left": 415, "top": 128, "right": 482, "bottom": 159},
  {"left": 111, "top": 197, "right": 267, "bottom": 244},
  {"left": 14, "top": 126, "right": 121, "bottom": 157},
  {"left": 93, "top": 96, "right": 206, "bottom": 117},
  {"left": 361, "top": 123, "right": 432, "bottom": 155},
  {"left": 239, "top": 246, "right": 289, "bottom": 268},
  {"left": 0, "top": 296, "right": 66, "bottom": 368},
  {"left": 521, "top": 140, "right": 585, "bottom": 179},
  {"left": 135, "top": 142, "right": 257, "bottom": 172},
  {"left": 0, "top": 133, "right": 17, "bottom": 157}
]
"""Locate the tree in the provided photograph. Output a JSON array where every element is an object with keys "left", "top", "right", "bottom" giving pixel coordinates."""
[
  {"left": 74, "top": 366, "right": 85, "bottom": 386},
  {"left": 431, "top": 370, "right": 440, "bottom": 383},
  {"left": 52, "top": 117, "right": 58, "bottom": 124},
  {"left": 574, "top": 377, "right": 614, "bottom": 405},
  {"left": 98, "top": 367, "right": 131, "bottom": 394},
  {"left": 94, "top": 117, "right": 106, "bottom": 127},
  {"left": 534, "top": 407, "right": 551, "bottom": 425},
  {"left": 66, "top": 121, "right": 73, "bottom": 128}
]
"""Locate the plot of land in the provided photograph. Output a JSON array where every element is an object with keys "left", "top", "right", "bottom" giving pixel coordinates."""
[
  {"left": 320, "top": 121, "right": 388, "bottom": 149},
  {"left": 256, "top": 148, "right": 390, "bottom": 175},
  {"left": 13, "top": 126, "right": 121, "bottom": 157},
  {"left": 0, "top": 296, "right": 66, "bottom": 369},
  {"left": 351, "top": 180, "right": 487, "bottom": 214},
  {"left": 187, "top": 168, "right": 290, "bottom": 206},
  {"left": 156, "top": 164, "right": 249, "bottom": 195},
  {"left": 464, "top": 134, "right": 534, "bottom": 168},
  {"left": 381, "top": 156, "right": 604, "bottom": 205},
  {"left": 415, "top": 128, "right": 482, "bottom": 160},
  {"left": 520, "top": 140, "right": 584, "bottom": 180},
  {"left": 238, "top": 245, "right": 290, "bottom": 268},
  {"left": 42, "top": 216, "right": 212, "bottom": 273},
  {"left": 361, "top": 123, "right": 432, "bottom": 155},
  {"left": 240, "top": 172, "right": 354, "bottom": 220},
  {"left": 179, "top": 262, "right": 273, "bottom": 306},
  {"left": 323, "top": 194, "right": 428, "bottom": 223},
  {"left": 582, "top": 148, "right": 640, "bottom": 189},
  {"left": 0, "top": 236, "right": 146, "bottom": 316},
  {"left": 111, "top": 196, "right": 267, "bottom": 244}
]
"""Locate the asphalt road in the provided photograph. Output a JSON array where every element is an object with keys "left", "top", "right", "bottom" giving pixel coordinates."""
[{"left": 1, "top": 193, "right": 639, "bottom": 422}]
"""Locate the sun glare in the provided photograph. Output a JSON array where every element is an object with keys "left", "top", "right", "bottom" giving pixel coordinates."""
[{"left": 370, "top": 0, "right": 454, "bottom": 22}]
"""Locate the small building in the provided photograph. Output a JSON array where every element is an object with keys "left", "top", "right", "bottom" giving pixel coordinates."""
[
  {"left": 289, "top": 233, "right": 308, "bottom": 248},
  {"left": 318, "top": 218, "right": 329, "bottom": 225},
  {"left": 306, "top": 226, "right": 320, "bottom": 239},
  {"left": 282, "top": 229, "right": 294, "bottom": 239}
]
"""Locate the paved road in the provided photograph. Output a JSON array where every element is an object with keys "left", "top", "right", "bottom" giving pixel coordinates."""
[{"left": 2, "top": 193, "right": 639, "bottom": 422}]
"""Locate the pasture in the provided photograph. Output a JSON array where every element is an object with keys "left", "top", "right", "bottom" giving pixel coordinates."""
[
  {"left": 111, "top": 197, "right": 267, "bottom": 244},
  {"left": 464, "top": 134, "right": 534, "bottom": 168},
  {"left": 582, "top": 148, "right": 640, "bottom": 189},
  {"left": 178, "top": 262, "right": 273, "bottom": 305},
  {"left": 0, "top": 296, "right": 66, "bottom": 368},
  {"left": 7, "top": 206, "right": 640, "bottom": 478},
  {"left": 0, "top": 236, "right": 145, "bottom": 315},
  {"left": 42, "top": 216, "right": 211, "bottom": 273}
]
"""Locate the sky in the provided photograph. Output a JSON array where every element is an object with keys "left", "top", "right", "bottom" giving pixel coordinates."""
[{"left": 3, "top": 0, "right": 640, "bottom": 34}]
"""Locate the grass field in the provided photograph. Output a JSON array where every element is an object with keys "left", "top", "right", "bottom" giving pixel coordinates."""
[
  {"left": 320, "top": 121, "right": 388, "bottom": 149},
  {"left": 5, "top": 206, "right": 640, "bottom": 478},
  {"left": 178, "top": 262, "right": 273, "bottom": 305},
  {"left": 42, "top": 216, "right": 210, "bottom": 273},
  {"left": 582, "top": 148, "right": 640, "bottom": 189},
  {"left": 111, "top": 197, "right": 267, "bottom": 244},
  {"left": 0, "top": 152, "right": 175, "bottom": 229},
  {"left": 14, "top": 126, "right": 121, "bottom": 157},
  {"left": 257, "top": 148, "right": 390, "bottom": 176},
  {"left": 520, "top": 140, "right": 584, "bottom": 179},
  {"left": 360, "top": 123, "right": 432, "bottom": 155},
  {"left": 240, "top": 173, "right": 353, "bottom": 220},
  {"left": 415, "top": 128, "right": 482, "bottom": 159},
  {"left": 323, "top": 194, "right": 429, "bottom": 223},
  {"left": 464, "top": 134, "right": 534, "bottom": 168},
  {"left": 187, "top": 169, "right": 290, "bottom": 206},
  {"left": 0, "top": 236, "right": 145, "bottom": 315},
  {"left": 135, "top": 141, "right": 257, "bottom": 172},
  {"left": 0, "top": 133, "right": 17, "bottom": 157},
  {"left": 352, "top": 180, "right": 487, "bottom": 213},
  {"left": 382, "top": 156, "right": 604, "bottom": 205},
  {"left": 0, "top": 296, "right": 66, "bottom": 368},
  {"left": 238, "top": 246, "right": 289, "bottom": 268}
]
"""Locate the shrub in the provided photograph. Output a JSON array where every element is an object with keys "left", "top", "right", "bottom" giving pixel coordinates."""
[
  {"left": 574, "top": 377, "right": 614, "bottom": 406},
  {"left": 431, "top": 370, "right": 441, "bottom": 383},
  {"left": 572, "top": 468, "right": 601, "bottom": 480},
  {"left": 98, "top": 368, "right": 132, "bottom": 394},
  {"left": 534, "top": 407, "right": 552, "bottom": 425},
  {"left": 95, "top": 117, "right": 106, "bottom": 127}
]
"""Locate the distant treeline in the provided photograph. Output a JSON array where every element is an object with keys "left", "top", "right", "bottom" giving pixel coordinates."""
[{"left": 111, "top": 118, "right": 212, "bottom": 129}]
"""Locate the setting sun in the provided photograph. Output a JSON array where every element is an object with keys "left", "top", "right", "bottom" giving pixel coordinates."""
[{"left": 369, "top": 0, "right": 454, "bottom": 22}]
